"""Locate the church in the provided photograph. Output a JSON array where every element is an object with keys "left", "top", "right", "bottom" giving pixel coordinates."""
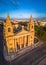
[{"left": 3, "top": 15, "right": 35, "bottom": 55}]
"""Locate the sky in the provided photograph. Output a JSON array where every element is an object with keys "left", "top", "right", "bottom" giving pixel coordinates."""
[{"left": 0, "top": 0, "right": 46, "bottom": 18}]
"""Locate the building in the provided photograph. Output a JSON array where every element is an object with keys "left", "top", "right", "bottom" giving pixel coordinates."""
[
  {"left": 35, "top": 20, "right": 46, "bottom": 26},
  {"left": 3, "top": 15, "right": 34, "bottom": 55},
  {"left": 11, "top": 20, "right": 19, "bottom": 28},
  {"left": 40, "top": 20, "right": 46, "bottom": 26}
]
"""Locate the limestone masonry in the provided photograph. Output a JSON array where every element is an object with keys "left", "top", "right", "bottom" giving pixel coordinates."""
[{"left": 3, "top": 15, "right": 35, "bottom": 55}]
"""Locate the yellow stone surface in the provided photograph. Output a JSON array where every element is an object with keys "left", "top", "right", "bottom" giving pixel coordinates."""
[{"left": 3, "top": 15, "right": 35, "bottom": 54}]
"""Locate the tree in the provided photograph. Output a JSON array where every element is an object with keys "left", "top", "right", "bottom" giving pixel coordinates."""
[{"left": 35, "top": 25, "right": 46, "bottom": 41}]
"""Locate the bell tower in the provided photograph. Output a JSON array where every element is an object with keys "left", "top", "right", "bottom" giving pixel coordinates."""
[
  {"left": 28, "top": 16, "right": 34, "bottom": 32},
  {"left": 4, "top": 14, "right": 14, "bottom": 37},
  {"left": 3, "top": 15, "right": 15, "bottom": 54},
  {"left": 28, "top": 15, "right": 35, "bottom": 44}
]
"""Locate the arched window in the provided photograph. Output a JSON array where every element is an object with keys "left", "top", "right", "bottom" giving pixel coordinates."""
[
  {"left": 32, "top": 26, "right": 33, "bottom": 28},
  {"left": 8, "top": 28, "right": 11, "bottom": 32}
]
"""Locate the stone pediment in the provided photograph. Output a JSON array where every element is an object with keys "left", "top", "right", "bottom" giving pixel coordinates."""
[{"left": 15, "top": 29, "right": 30, "bottom": 36}]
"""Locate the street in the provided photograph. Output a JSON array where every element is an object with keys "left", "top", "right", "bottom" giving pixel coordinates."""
[{"left": 9, "top": 43, "right": 46, "bottom": 65}]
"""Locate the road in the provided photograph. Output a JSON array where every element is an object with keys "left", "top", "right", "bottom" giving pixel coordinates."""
[
  {"left": 0, "top": 42, "right": 46, "bottom": 65},
  {"left": 9, "top": 43, "right": 46, "bottom": 65}
]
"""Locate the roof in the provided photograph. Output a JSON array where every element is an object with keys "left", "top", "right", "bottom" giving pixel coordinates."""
[
  {"left": 15, "top": 28, "right": 30, "bottom": 36},
  {"left": 13, "top": 26, "right": 22, "bottom": 33},
  {"left": 13, "top": 26, "right": 29, "bottom": 35}
]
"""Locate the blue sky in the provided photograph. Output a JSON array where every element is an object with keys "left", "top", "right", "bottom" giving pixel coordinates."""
[{"left": 0, "top": 0, "right": 46, "bottom": 18}]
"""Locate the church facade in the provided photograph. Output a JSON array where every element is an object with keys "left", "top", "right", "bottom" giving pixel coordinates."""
[{"left": 3, "top": 15, "right": 34, "bottom": 55}]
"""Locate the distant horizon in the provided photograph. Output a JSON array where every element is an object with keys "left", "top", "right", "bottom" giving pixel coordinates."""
[
  {"left": 0, "top": 13, "right": 46, "bottom": 19},
  {"left": 0, "top": 14, "right": 46, "bottom": 19},
  {"left": 0, "top": 15, "right": 46, "bottom": 21}
]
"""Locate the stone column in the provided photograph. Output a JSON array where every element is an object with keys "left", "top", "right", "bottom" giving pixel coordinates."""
[
  {"left": 22, "top": 36, "right": 23, "bottom": 44},
  {"left": 17, "top": 37, "right": 20, "bottom": 50},
  {"left": 28, "top": 35, "right": 31, "bottom": 46},
  {"left": 15, "top": 39, "right": 17, "bottom": 52},
  {"left": 21, "top": 36, "right": 24, "bottom": 48},
  {"left": 28, "top": 36, "right": 29, "bottom": 46},
  {"left": 26, "top": 35, "right": 28, "bottom": 46},
  {"left": 24, "top": 36, "right": 27, "bottom": 48},
  {"left": 23, "top": 36, "right": 24, "bottom": 48},
  {"left": 20, "top": 37, "right": 22, "bottom": 49}
]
